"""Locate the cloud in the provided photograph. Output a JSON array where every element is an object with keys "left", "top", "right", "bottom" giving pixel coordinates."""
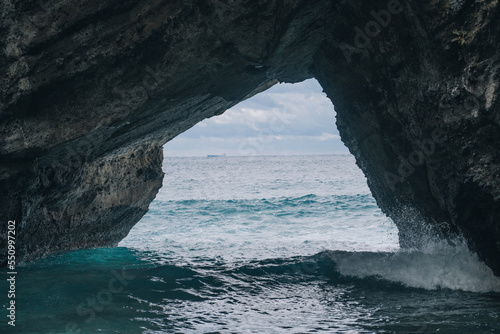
[{"left": 164, "top": 79, "right": 348, "bottom": 156}]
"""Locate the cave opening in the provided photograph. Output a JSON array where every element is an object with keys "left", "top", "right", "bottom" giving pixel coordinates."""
[
  {"left": 119, "top": 79, "right": 399, "bottom": 261},
  {"left": 164, "top": 79, "right": 348, "bottom": 157}
]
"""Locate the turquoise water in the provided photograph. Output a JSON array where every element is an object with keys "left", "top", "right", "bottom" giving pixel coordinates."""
[{"left": 3, "top": 155, "right": 500, "bottom": 333}]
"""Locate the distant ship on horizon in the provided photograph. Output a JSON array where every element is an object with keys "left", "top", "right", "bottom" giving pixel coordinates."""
[{"left": 207, "top": 154, "right": 227, "bottom": 158}]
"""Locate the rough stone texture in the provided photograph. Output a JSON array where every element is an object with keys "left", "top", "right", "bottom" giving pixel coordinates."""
[
  {"left": 1, "top": 0, "right": 499, "bottom": 274},
  {"left": 313, "top": 0, "right": 500, "bottom": 273}
]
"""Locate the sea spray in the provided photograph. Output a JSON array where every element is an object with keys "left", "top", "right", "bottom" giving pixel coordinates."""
[{"left": 325, "top": 241, "right": 500, "bottom": 293}]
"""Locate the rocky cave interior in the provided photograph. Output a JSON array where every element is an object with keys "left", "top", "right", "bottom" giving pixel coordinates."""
[{"left": 0, "top": 0, "right": 499, "bottom": 275}]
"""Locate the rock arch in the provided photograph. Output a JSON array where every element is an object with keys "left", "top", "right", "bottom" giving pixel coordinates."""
[{"left": 1, "top": 0, "right": 499, "bottom": 274}]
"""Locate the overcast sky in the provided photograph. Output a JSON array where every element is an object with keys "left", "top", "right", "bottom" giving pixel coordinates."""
[{"left": 163, "top": 79, "right": 349, "bottom": 157}]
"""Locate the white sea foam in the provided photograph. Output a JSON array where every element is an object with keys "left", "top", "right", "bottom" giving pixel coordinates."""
[{"left": 326, "top": 242, "right": 500, "bottom": 293}]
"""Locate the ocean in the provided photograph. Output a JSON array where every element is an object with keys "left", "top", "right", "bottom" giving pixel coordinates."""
[{"left": 4, "top": 155, "right": 500, "bottom": 333}]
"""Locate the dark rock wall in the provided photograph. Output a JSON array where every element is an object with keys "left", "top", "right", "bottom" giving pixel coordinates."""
[
  {"left": 0, "top": 0, "right": 328, "bottom": 262},
  {"left": 1, "top": 0, "right": 499, "bottom": 274},
  {"left": 313, "top": 0, "right": 500, "bottom": 273}
]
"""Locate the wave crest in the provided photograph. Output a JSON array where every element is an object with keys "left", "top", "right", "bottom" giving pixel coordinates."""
[{"left": 320, "top": 245, "right": 500, "bottom": 293}]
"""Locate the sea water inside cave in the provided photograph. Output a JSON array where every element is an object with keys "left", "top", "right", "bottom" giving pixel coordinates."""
[{"left": 6, "top": 155, "right": 500, "bottom": 334}]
